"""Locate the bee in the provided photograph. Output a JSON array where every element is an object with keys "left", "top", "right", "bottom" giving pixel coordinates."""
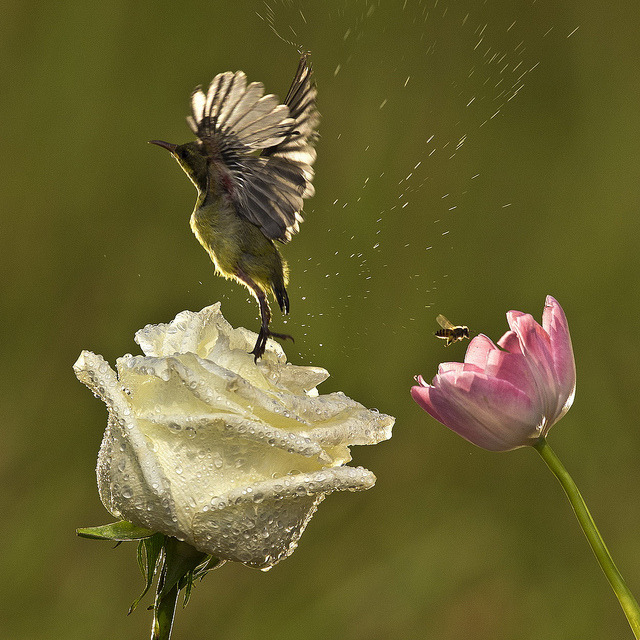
[{"left": 434, "top": 314, "right": 470, "bottom": 346}]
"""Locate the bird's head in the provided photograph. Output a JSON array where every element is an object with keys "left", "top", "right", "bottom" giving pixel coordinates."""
[{"left": 149, "top": 140, "right": 208, "bottom": 193}]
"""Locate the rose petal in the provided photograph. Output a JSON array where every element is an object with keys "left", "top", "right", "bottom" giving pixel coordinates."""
[
  {"left": 76, "top": 306, "right": 395, "bottom": 569},
  {"left": 191, "top": 467, "right": 375, "bottom": 568}
]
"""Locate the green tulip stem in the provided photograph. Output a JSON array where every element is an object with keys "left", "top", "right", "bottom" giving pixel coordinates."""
[{"left": 534, "top": 437, "right": 640, "bottom": 638}]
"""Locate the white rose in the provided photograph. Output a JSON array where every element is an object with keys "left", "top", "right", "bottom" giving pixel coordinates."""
[{"left": 74, "top": 304, "right": 394, "bottom": 569}]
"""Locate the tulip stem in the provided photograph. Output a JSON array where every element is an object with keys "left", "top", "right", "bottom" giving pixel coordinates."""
[{"left": 534, "top": 437, "right": 640, "bottom": 638}]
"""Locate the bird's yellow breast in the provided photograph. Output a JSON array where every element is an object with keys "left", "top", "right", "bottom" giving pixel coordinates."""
[{"left": 190, "top": 202, "right": 288, "bottom": 293}]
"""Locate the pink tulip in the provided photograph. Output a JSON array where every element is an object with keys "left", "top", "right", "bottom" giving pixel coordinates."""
[{"left": 411, "top": 296, "right": 576, "bottom": 451}]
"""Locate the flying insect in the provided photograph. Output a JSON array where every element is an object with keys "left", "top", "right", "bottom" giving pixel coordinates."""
[
  {"left": 150, "top": 54, "right": 319, "bottom": 361},
  {"left": 434, "top": 314, "right": 470, "bottom": 346}
]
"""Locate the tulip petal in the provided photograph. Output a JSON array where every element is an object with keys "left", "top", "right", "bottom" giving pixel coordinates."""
[
  {"left": 411, "top": 384, "right": 447, "bottom": 426},
  {"left": 412, "top": 296, "right": 575, "bottom": 451},
  {"left": 542, "top": 295, "right": 576, "bottom": 419},
  {"left": 438, "top": 362, "right": 467, "bottom": 375},
  {"left": 483, "top": 349, "right": 537, "bottom": 398},
  {"left": 497, "top": 330, "right": 522, "bottom": 354},
  {"left": 507, "top": 312, "right": 560, "bottom": 421},
  {"left": 463, "top": 334, "right": 499, "bottom": 369},
  {"left": 431, "top": 371, "right": 542, "bottom": 451}
]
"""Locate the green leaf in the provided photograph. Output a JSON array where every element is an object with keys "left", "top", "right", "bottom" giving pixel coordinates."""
[
  {"left": 129, "top": 533, "right": 165, "bottom": 615},
  {"left": 77, "top": 520, "right": 157, "bottom": 541}
]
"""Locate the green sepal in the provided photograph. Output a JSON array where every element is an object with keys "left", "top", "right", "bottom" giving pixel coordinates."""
[
  {"left": 181, "top": 570, "right": 196, "bottom": 608},
  {"left": 151, "top": 539, "right": 209, "bottom": 640},
  {"left": 159, "top": 538, "right": 208, "bottom": 599},
  {"left": 193, "top": 555, "right": 223, "bottom": 579},
  {"left": 77, "top": 520, "right": 157, "bottom": 541},
  {"left": 181, "top": 556, "right": 222, "bottom": 607},
  {"left": 128, "top": 533, "right": 165, "bottom": 615}
]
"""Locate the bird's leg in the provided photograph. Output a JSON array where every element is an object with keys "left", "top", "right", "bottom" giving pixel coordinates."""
[{"left": 236, "top": 271, "right": 293, "bottom": 362}]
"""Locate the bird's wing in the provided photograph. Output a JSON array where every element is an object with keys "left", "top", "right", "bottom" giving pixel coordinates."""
[
  {"left": 261, "top": 53, "right": 319, "bottom": 197},
  {"left": 187, "top": 55, "right": 319, "bottom": 242}
]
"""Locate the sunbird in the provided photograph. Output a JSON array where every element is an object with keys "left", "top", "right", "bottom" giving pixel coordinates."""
[{"left": 150, "top": 54, "right": 319, "bottom": 360}]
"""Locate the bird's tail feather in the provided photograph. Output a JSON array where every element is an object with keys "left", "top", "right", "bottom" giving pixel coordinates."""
[{"left": 273, "top": 284, "right": 289, "bottom": 315}]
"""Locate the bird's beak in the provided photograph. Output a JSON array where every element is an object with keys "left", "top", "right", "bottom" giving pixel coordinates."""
[{"left": 149, "top": 140, "right": 178, "bottom": 154}]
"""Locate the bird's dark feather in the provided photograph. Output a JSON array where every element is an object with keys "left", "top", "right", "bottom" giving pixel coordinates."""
[{"left": 188, "top": 55, "right": 318, "bottom": 242}]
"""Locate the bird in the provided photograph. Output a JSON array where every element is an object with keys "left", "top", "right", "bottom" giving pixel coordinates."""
[{"left": 150, "top": 54, "right": 319, "bottom": 361}]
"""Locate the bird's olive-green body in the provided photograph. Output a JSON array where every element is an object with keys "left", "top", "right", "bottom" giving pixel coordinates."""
[
  {"left": 167, "top": 141, "right": 288, "bottom": 306},
  {"left": 190, "top": 191, "right": 289, "bottom": 302}
]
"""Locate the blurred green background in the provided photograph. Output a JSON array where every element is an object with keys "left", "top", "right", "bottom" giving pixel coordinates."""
[{"left": 2, "top": 0, "right": 640, "bottom": 638}]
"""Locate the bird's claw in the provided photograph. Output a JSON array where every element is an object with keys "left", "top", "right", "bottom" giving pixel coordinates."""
[{"left": 251, "top": 328, "right": 294, "bottom": 362}]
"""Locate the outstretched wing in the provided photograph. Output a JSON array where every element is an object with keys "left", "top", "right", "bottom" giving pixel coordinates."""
[
  {"left": 436, "top": 314, "right": 455, "bottom": 330},
  {"left": 188, "top": 55, "right": 319, "bottom": 242},
  {"left": 262, "top": 53, "right": 319, "bottom": 195}
]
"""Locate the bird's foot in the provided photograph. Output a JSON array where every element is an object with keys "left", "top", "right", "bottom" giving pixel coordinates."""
[{"left": 251, "top": 327, "right": 294, "bottom": 362}]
